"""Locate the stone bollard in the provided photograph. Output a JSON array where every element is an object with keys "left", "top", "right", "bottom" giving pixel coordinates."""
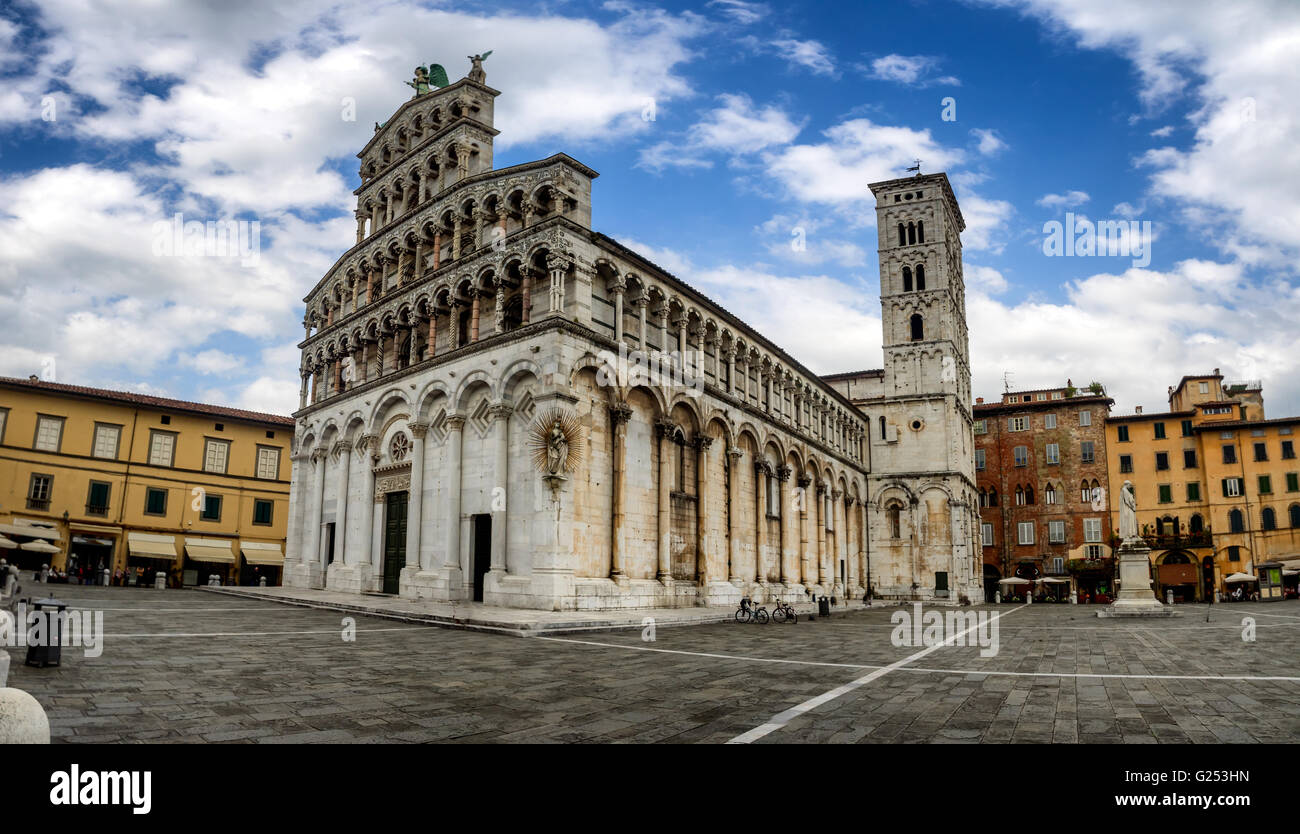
[
  {"left": 1166, "top": 589, "right": 1174, "bottom": 605},
  {"left": 994, "top": 590, "right": 1001, "bottom": 604},
  {"left": 0, "top": 687, "right": 51, "bottom": 743},
  {"left": 208, "top": 574, "right": 218, "bottom": 587},
  {"left": 155, "top": 573, "right": 166, "bottom": 590},
  {"left": 1070, "top": 592, "right": 1077, "bottom": 605},
  {"left": 259, "top": 577, "right": 267, "bottom": 587},
  {"left": 102, "top": 568, "right": 111, "bottom": 586},
  {"left": 0, "top": 611, "right": 12, "bottom": 687},
  {"left": 1026, "top": 593, "right": 1032, "bottom": 604}
]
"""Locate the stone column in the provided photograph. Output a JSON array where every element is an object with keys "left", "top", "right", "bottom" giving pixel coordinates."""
[
  {"left": 657, "top": 306, "right": 669, "bottom": 354},
  {"left": 798, "top": 475, "right": 811, "bottom": 585},
  {"left": 408, "top": 324, "right": 419, "bottom": 365},
  {"left": 452, "top": 216, "right": 462, "bottom": 261},
  {"left": 432, "top": 230, "right": 442, "bottom": 271},
  {"left": 677, "top": 317, "right": 687, "bottom": 357},
  {"left": 832, "top": 489, "right": 844, "bottom": 591},
  {"left": 816, "top": 483, "right": 828, "bottom": 587},
  {"left": 470, "top": 291, "right": 481, "bottom": 342},
  {"left": 359, "top": 340, "right": 370, "bottom": 383},
  {"left": 547, "top": 253, "right": 569, "bottom": 314},
  {"left": 413, "top": 238, "right": 424, "bottom": 281},
  {"left": 370, "top": 204, "right": 380, "bottom": 234},
  {"left": 307, "top": 447, "right": 327, "bottom": 574},
  {"left": 366, "top": 269, "right": 375, "bottom": 304},
  {"left": 727, "top": 446, "right": 744, "bottom": 582},
  {"left": 612, "top": 279, "right": 626, "bottom": 344},
  {"left": 489, "top": 404, "right": 511, "bottom": 574},
  {"left": 330, "top": 441, "right": 352, "bottom": 570},
  {"left": 520, "top": 268, "right": 533, "bottom": 324},
  {"left": 298, "top": 372, "right": 309, "bottom": 410},
  {"left": 694, "top": 435, "right": 712, "bottom": 585},
  {"left": 450, "top": 301, "right": 462, "bottom": 349},
  {"left": 443, "top": 416, "right": 465, "bottom": 580},
  {"left": 637, "top": 295, "right": 649, "bottom": 349},
  {"left": 656, "top": 417, "right": 675, "bottom": 583},
  {"left": 494, "top": 283, "right": 506, "bottom": 334},
  {"left": 754, "top": 461, "right": 769, "bottom": 583},
  {"left": 356, "top": 212, "right": 365, "bottom": 244},
  {"left": 846, "top": 496, "right": 858, "bottom": 590},
  {"left": 406, "top": 423, "right": 427, "bottom": 572},
  {"left": 777, "top": 465, "right": 792, "bottom": 585},
  {"left": 609, "top": 403, "right": 632, "bottom": 581},
  {"left": 385, "top": 191, "right": 394, "bottom": 224},
  {"left": 426, "top": 312, "right": 437, "bottom": 358},
  {"left": 353, "top": 436, "right": 376, "bottom": 569}
]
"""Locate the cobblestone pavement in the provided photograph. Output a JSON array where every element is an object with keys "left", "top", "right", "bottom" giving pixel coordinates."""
[{"left": 5, "top": 588, "right": 1299, "bottom": 743}]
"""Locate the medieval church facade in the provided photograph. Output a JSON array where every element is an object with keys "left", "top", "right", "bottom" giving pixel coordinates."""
[{"left": 283, "top": 63, "right": 981, "bottom": 610}]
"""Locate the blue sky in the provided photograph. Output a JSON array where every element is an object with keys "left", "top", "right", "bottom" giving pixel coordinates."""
[{"left": 0, "top": 0, "right": 1296, "bottom": 416}]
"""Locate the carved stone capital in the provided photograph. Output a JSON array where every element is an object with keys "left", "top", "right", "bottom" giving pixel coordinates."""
[
  {"left": 655, "top": 416, "right": 678, "bottom": 438},
  {"left": 797, "top": 475, "right": 812, "bottom": 488},
  {"left": 754, "top": 460, "right": 773, "bottom": 477},
  {"left": 445, "top": 415, "right": 467, "bottom": 432},
  {"left": 692, "top": 435, "right": 713, "bottom": 451},
  {"left": 728, "top": 446, "right": 744, "bottom": 460},
  {"left": 408, "top": 421, "right": 430, "bottom": 439},
  {"left": 776, "top": 464, "right": 792, "bottom": 481},
  {"left": 488, "top": 403, "right": 514, "bottom": 421},
  {"left": 608, "top": 402, "right": 633, "bottom": 425}
]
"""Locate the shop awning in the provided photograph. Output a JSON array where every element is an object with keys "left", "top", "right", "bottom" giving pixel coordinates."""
[
  {"left": 1279, "top": 559, "right": 1300, "bottom": 571},
  {"left": 72, "top": 535, "right": 115, "bottom": 547},
  {"left": 184, "top": 538, "right": 236, "bottom": 564},
  {"left": 0, "top": 522, "right": 60, "bottom": 541},
  {"left": 240, "top": 541, "right": 284, "bottom": 566},
  {"left": 127, "top": 533, "right": 177, "bottom": 560}
]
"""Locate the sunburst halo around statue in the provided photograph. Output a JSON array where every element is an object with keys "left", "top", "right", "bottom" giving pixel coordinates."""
[{"left": 528, "top": 408, "right": 583, "bottom": 476}]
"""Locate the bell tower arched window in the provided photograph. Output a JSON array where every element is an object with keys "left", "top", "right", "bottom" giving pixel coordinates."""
[
  {"left": 910, "top": 314, "right": 924, "bottom": 341},
  {"left": 915, "top": 264, "right": 925, "bottom": 290},
  {"left": 902, "top": 266, "right": 913, "bottom": 292}
]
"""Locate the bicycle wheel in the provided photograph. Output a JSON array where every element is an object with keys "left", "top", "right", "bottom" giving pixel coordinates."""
[
  {"left": 755, "top": 608, "right": 769, "bottom": 624},
  {"left": 771, "top": 606, "right": 787, "bottom": 624},
  {"left": 734, "top": 608, "right": 751, "bottom": 624}
]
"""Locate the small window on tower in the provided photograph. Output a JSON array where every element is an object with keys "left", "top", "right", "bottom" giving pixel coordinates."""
[{"left": 910, "top": 314, "right": 924, "bottom": 341}]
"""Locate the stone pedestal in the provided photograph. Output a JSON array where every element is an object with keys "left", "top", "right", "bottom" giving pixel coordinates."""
[
  {"left": 326, "top": 561, "right": 373, "bottom": 594},
  {"left": 284, "top": 560, "right": 325, "bottom": 590},
  {"left": 1098, "top": 540, "right": 1178, "bottom": 618}
]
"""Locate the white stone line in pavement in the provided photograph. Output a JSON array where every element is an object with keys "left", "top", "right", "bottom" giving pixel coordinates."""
[
  {"left": 100, "top": 626, "right": 430, "bottom": 638},
  {"left": 726, "top": 604, "right": 1029, "bottom": 744},
  {"left": 541, "top": 630, "right": 1300, "bottom": 685},
  {"left": 1227, "top": 606, "right": 1300, "bottom": 621}
]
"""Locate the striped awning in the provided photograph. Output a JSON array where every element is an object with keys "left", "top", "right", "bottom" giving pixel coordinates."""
[
  {"left": 127, "top": 533, "right": 177, "bottom": 560},
  {"left": 184, "top": 538, "right": 236, "bottom": 564},
  {"left": 240, "top": 541, "right": 284, "bottom": 566}
]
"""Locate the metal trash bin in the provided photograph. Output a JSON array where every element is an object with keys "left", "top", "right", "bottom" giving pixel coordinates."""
[
  {"left": 24, "top": 597, "right": 66, "bottom": 668},
  {"left": 818, "top": 596, "right": 831, "bottom": 617}
]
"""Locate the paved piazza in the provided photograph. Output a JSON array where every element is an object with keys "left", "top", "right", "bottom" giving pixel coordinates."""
[{"left": 6, "top": 587, "right": 1299, "bottom": 743}]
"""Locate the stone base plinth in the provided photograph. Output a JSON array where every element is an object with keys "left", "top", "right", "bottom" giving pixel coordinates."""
[
  {"left": 400, "top": 567, "right": 466, "bottom": 601},
  {"left": 1097, "top": 539, "right": 1178, "bottom": 618},
  {"left": 1097, "top": 604, "right": 1179, "bottom": 618},
  {"left": 325, "top": 562, "right": 373, "bottom": 594},
  {"left": 283, "top": 560, "right": 324, "bottom": 590}
]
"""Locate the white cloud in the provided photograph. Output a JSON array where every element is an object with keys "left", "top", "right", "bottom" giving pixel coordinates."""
[
  {"left": 756, "top": 214, "right": 868, "bottom": 267},
  {"left": 638, "top": 94, "right": 803, "bottom": 170},
  {"left": 970, "top": 128, "right": 1007, "bottom": 155},
  {"left": 1036, "top": 190, "right": 1090, "bottom": 208},
  {"left": 863, "top": 54, "right": 960, "bottom": 87},
  {"left": 707, "top": 0, "right": 770, "bottom": 25},
  {"left": 771, "top": 39, "right": 836, "bottom": 76},
  {"left": 977, "top": 0, "right": 1300, "bottom": 267},
  {"left": 1149, "top": 125, "right": 1174, "bottom": 137}
]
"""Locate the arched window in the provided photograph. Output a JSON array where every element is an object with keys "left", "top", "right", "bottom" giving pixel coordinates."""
[
  {"left": 1189, "top": 513, "right": 1204, "bottom": 533},
  {"left": 910, "top": 314, "right": 924, "bottom": 341},
  {"left": 1091, "top": 479, "right": 1101, "bottom": 502},
  {"left": 1262, "top": 507, "right": 1276, "bottom": 531},
  {"left": 1025, "top": 486, "right": 1035, "bottom": 505},
  {"left": 1080, "top": 480, "right": 1091, "bottom": 503},
  {"left": 1045, "top": 483, "right": 1057, "bottom": 505},
  {"left": 1290, "top": 504, "right": 1300, "bottom": 528},
  {"left": 907, "top": 222, "right": 916, "bottom": 245},
  {"left": 898, "top": 223, "right": 906, "bottom": 247},
  {"left": 1229, "top": 509, "right": 1245, "bottom": 533},
  {"left": 902, "top": 266, "right": 913, "bottom": 292},
  {"left": 988, "top": 488, "right": 999, "bottom": 507},
  {"left": 917, "top": 220, "right": 925, "bottom": 243},
  {"left": 887, "top": 503, "right": 901, "bottom": 539},
  {"left": 879, "top": 415, "right": 887, "bottom": 440},
  {"left": 915, "top": 264, "right": 926, "bottom": 291},
  {"left": 979, "top": 488, "right": 988, "bottom": 508},
  {"left": 1015, "top": 486, "right": 1024, "bottom": 506}
]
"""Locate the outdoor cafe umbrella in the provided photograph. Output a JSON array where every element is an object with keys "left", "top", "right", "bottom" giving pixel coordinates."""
[
  {"left": 19, "top": 540, "right": 61, "bottom": 554},
  {"left": 0, "top": 535, "right": 17, "bottom": 549},
  {"left": 998, "top": 577, "right": 1032, "bottom": 585},
  {"left": 1037, "top": 577, "right": 1069, "bottom": 584},
  {"left": 1224, "top": 572, "right": 1258, "bottom": 583}
]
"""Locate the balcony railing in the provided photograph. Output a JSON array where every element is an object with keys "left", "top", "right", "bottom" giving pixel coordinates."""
[
  {"left": 26, "top": 498, "right": 50, "bottom": 511},
  {"left": 1142, "top": 531, "right": 1213, "bottom": 549},
  {"left": 85, "top": 503, "right": 109, "bottom": 516}
]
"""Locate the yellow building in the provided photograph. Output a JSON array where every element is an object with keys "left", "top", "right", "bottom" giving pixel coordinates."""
[
  {"left": 1103, "top": 370, "right": 1300, "bottom": 601},
  {"left": 0, "top": 375, "right": 292, "bottom": 586}
]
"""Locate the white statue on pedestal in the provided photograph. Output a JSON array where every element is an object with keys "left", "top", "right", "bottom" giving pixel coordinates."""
[{"left": 1119, "top": 479, "right": 1138, "bottom": 543}]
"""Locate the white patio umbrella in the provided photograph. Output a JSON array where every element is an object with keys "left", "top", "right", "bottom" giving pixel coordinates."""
[
  {"left": 1037, "top": 576, "right": 1069, "bottom": 584},
  {"left": 1224, "top": 572, "right": 1258, "bottom": 583},
  {"left": 19, "top": 540, "right": 60, "bottom": 554},
  {"left": 998, "top": 577, "right": 1032, "bottom": 585},
  {"left": 0, "top": 535, "right": 17, "bottom": 548}
]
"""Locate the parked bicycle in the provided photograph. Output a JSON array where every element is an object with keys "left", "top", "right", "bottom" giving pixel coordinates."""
[
  {"left": 771, "top": 600, "right": 797, "bottom": 624},
  {"left": 734, "top": 597, "right": 769, "bottom": 624}
]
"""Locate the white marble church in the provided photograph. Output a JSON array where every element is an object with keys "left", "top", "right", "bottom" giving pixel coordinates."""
[{"left": 283, "top": 59, "right": 982, "bottom": 610}]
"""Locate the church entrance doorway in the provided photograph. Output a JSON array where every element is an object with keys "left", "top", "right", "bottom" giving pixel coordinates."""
[
  {"left": 382, "top": 491, "right": 407, "bottom": 595},
  {"left": 472, "top": 514, "right": 492, "bottom": 602}
]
